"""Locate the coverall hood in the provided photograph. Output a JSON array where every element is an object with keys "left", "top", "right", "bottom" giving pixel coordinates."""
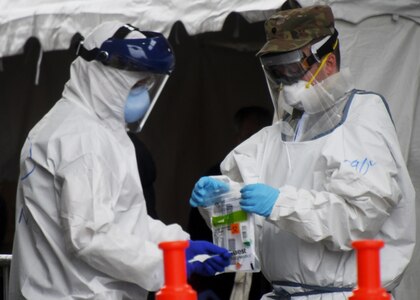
[{"left": 63, "top": 21, "right": 143, "bottom": 131}]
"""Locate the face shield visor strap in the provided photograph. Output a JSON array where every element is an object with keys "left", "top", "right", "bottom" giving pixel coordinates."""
[
  {"left": 126, "top": 74, "right": 170, "bottom": 133},
  {"left": 305, "top": 37, "right": 339, "bottom": 88},
  {"left": 75, "top": 24, "right": 136, "bottom": 61},
  {"left": 75, "top": 25, "right": 175, "bottom": 74},
  {"left": 304, "top": 29, "right": 339, "bottom": 71}
]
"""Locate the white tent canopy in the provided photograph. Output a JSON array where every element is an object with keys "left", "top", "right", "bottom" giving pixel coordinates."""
[
  {"left": 0, "top": 0, "right": 281, "bottom": 57},
  {"left": 1, "top": 0, "right": 419, "bottom": 299},
  {"left": 1, "top": 0, "right": 420, "bottom": 56}
]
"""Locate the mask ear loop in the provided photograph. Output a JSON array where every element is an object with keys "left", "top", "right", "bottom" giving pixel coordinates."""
[{"left": 305, "top": 39, "right": 339, "bottom": 89}]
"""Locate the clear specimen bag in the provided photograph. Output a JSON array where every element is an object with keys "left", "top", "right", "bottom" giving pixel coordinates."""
[{"left": 208, "top": 187, "right": 260, "bottom": 273}]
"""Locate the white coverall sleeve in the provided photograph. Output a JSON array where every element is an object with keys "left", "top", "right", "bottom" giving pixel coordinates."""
[
  {"left": 222, "top": 96, "right": 408, "bottom": 252},
  {"left": 147, "top": 215, "right": 190, "bottom": 243},
  {"left": 57, "top": 153, "right": 188, "bottom": 291}
]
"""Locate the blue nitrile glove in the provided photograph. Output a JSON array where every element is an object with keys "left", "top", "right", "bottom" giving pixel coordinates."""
[
  {"left": 186, "top": 240, "right": 231, "bottom": 278},
  {"left": 240, "top": 183, "right": 279, "bottom": 217},
  {"left": 189, "top": 176, "right": 229, "bottom": 207}
]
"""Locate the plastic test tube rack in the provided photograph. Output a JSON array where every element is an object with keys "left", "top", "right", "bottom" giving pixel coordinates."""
[
  {"left": 349, "top": 239, "right": 390, "bottom": 300},
  {"left": 156, "top": 240, "right": 197, "bottom": 300}
]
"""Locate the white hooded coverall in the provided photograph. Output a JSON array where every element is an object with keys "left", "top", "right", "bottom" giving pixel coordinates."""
[
  {"left": 218, "top": 89, "right": 415, "bottom": 299},
  {"left": 9, "top": 21, "right": 189, "bottom": 300}
]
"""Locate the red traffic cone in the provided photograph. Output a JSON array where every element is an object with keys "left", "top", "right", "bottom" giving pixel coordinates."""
[
  {"left": 349, "top": 240, "right": 390, "bottom": 300},
  {"left": 156, "top": 240, "right": 197, "bottom": 300}
]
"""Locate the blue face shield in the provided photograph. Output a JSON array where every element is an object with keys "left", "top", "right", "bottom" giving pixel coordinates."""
[
  {"left": 76, "top": 24, "right": 174, "bottom": 132},
  {"left": 76, "top": 24, "right": 175, "bottom": 74}
]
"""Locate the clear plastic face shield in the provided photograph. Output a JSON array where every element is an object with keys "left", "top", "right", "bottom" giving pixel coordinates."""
[
  {"left": 124, "top": 73, "right": 169, "bottom": 132},
  {"left": 259, "top": 31, "right": 351, "bottom": 141},
  {"left": 76, "top": 24, "right": 174, "bottom": 132}
]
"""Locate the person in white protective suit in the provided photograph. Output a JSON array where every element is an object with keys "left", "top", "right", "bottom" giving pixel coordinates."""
[
  {"left": 9, "top": 21, "right": 231, "bottom": 300},
  {"left": 189, "top": 5, "right": 416, "bottom": 300}
]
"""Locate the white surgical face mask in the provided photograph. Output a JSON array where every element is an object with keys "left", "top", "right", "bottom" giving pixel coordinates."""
[
  {"left": 282, "top": 80, "right": 307, "bottom": 111},
  {"left": 283, "top": 79, "right": 335, "bottom": 114}
]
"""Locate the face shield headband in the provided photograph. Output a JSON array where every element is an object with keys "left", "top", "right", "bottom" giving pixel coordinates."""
[
  {"left": 76, "top": 24, "right": 175, "bottom": 74},
  {"left": 260, "top": 29, "right": 338, "bottom": 86}
]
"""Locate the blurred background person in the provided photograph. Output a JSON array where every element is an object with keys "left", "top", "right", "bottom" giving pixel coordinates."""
[{"left": 128, "top": 132, "right": 159, "bottom": 219}]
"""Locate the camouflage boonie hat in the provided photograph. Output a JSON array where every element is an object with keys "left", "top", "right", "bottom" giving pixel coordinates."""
[{"left": 257, "top": 5, "right": 335, "bottom": 56}]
